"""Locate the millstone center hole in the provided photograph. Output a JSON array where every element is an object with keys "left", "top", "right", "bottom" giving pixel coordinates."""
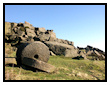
[{"left": 34, "top": 55, "right": 39, "bottom": 59}]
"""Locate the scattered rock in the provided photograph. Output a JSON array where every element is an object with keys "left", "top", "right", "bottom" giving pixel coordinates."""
[
  {"left": 50, "top": 51, "right": 56, "bottom": 56},
  {"left": 5, "top": 57, "right": 17, "bottom": 65},
  {"left": 78, "top": 45, "right": 105, "bottom": 60},
  {"left": 5, "top": 53, "right": 8, "bottom": 57}
]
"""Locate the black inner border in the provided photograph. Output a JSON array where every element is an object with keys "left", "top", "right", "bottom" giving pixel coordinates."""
[{"left": 3, "top": 3, "right": 107, "bottom": 82}]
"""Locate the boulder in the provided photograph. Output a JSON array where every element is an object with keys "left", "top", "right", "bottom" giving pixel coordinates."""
[
  {"left": 35, "top": 27, "right": 46, "bottom": 33},
  {"left": 26, "top": 28, "right": 36, "bottom": 37},
  {"left": 24, "top": 21, "right": 31, "bottom": 25},
  {"left": 94, "top": 50, "right": 101, "bottom": 56},
  {"left": 86, "top": 50, "right": 105, "bottom": 60},
  {"left": 78, "top": 51, "right": 87, "bottom": 60},
  {"left": 44, "top": 41, "right": 78, "bottom": 57},
  {"left": 93, "top": 48, "right": 105, "bottom": 56},
  {"left": 50, "top": 51, "right": 56, "bottom": 56},
  {"left": 86, "top": 50, "right": 93, "bottom": 56},
  {"left": 19, "top": 36, "right": 27, "bottom": 42},
  {"left": 37, "top": 33, "right": 50, "bottom": 41},
  {"left": 86, "top": 45, "right": 105, "bottom": 56},
  {"left": 5, "top": 53, "right": 8, "bottom": 57},
  {"left": 11, "top": 22, "right": 17, "bottom": 28},
  {"left": 17, "top": 21, "right": 34, "bottom": 30},
  {"left": 94, "top": 50, "right": 105, "bottom": 60},
  {"left": 5, "top": 57, "right": 17, "bottom": 65},
  {"left": 5, "top": 22, "right": 12, "bottom": 35},
  {"left": 49, "top": 31, "right": 56, "bottom": 41},
  {"left": 101, "top": 55, "right": 105, "bottom": 60},
  {"left": 12, "top": 27, "right": 18, "bottom": 33},
  {"left": 56, "top": 38, "right": 74, "bottom": 46}
]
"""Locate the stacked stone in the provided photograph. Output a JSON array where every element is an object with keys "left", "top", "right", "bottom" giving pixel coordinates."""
[
  {"left": 5, "top": 21, "right": 85, "bottom": 59},
  {"left": 77, "top": 45, "right": 105, "bottom": 60},
  {"left": 5, "top": 21, "right": 74, "bottom": 47}
]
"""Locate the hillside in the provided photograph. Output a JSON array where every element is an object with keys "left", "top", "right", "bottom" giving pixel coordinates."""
[
  {"left": 5, "top": 56, "right": 105, "bottom": 80},
  {"left": 5, "top": 21, "right": 105, "bottom": 80}
]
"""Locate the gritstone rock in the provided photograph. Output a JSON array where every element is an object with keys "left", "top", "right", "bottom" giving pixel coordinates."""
[
  {"left": 16, "top": 41, "right": 56, "bottom": 72},
  {"left": 44, "top": 41, "right": 78, "bottom": 57},
  {"left": 5, "top": 57, "right": 17, "bottom": 65},
  {"left": 86, "top": 49, "right": 105, "bottom": 60},
  {"left": 26, "top": 28, "right": 36, "bottom": 37},
  {"left": 50, "top": 51, "right": 56, "bottom": 56},
  {"left": 5, "top": 21, "right": 74, "bottom": 47},
  {"left": 22, "top": 57, "right": 56, "bottom": 73}
]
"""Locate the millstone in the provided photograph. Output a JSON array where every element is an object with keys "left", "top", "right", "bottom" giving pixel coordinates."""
[
  {"left": 22, "top": 57, "right": 55, "bottom": 73},
  {"left": 21, "top": 41, "right": 50, "bottom": 62},
  {"left": 16, "top": 41, "right": 50, "bottom": 64},
  {"left": 16, "top": 41, "right": 56, "bottom": 72}
]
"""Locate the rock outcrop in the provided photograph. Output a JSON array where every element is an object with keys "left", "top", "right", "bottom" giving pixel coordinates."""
[
  {"left": 5, "top": 21, "right": 77, "bottom": 58},
  {"left": 5, "top": 21, "right": 105, "bottom": 61},
  {"left": 77, "top": 45, "right": 105, "bottom": 60},
  {"left": 44, "top": 41, "right": 78, "bottom": 57},
  {"left": 5, "top": 21, "right": 105, "bottom": 74},
  {"left": 5, "top": 21, "right": 74, "bottom": 46}
]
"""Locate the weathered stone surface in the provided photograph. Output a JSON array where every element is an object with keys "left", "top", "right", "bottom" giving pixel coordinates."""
[
  {"left": 37, "top": 33, "right": 50, "bottom": 41},
  {"left": 22, "top": 57, "right": 56, "bottom": 73},
  {"left": 35, "top": 27, "right": 46, "bottom": 33},
  {"left": 26, "top": 28, "right": 36, "bottom": 37},
  {"left": 50, "top": 51, "right": 56, "bottom": 56},
  {"left": 86, "top": 45, "right": 105, "bottom": 56},
  {"left": 16, "top": 41, "right": 56, "bottom": 72},
  {"left": 5, "top": 57, "right": 17, "bottom": 65},
  {"left": 16, "top": 41, "right": 50, "bottom": 66},
  {"left": 101, "top": 55, "right": 105, "bottom": 60},
  {"left": 5, "top": 21, "right": 75, "bottom": 48},
  {"left": 56, "top": 38, "right": 74, "bottom": 46},
  {"left": 11, "top": 22, "right": 17, "bottom": 28},
  {"left": 94, "top": 50, "right": 101, "bottom": 56},
  {"left": 24, "top": 21, "right": 31, "bottom": 25},
  {"left": 12, "top": 27, "right": 18, "bottom": 33},
  {"left": 44, "top": 41, "right": 78, "bottom": 57},
  {"left": 49, "top": 31, "right": 56, "bottom": 41},
  {"left": 86, "top": 50, "right": 93, "bottom": 56},
  {"left": 78, "top": 51, "right": 87, "bottom": 60},
  {"left": 94, "top": 50, "right": 105, "bottom": 60},
  {"left": 5, "top": 53, "right": 8, "bottom": 57},
  {"left": 86, "top": 50, "right": 105, "bottom": 60},
  {"left": 5, "top": 22, "right": 12, "bottom": 35}
]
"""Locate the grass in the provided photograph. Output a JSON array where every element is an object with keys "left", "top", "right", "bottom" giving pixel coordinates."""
[
  {"left": 5, "top": 43, "right": 17, "bottom": 57},
  {"left": 5, "top": 55, "right": 105, "bottom": 80}
]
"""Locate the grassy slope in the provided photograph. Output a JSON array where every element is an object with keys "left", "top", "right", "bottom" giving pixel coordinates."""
[{"left": 5, "top": 56, "right": 105, "bottom": 80}]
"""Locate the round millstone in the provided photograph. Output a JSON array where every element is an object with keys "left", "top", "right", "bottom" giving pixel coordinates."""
[{"left": 16, "top": 41, "right": 50, "bottom": 66}]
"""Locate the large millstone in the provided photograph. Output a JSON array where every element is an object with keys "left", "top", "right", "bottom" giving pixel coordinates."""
[
  {"left": 16, "top": 41, "right": 55, "bottom": 73},
  {"left": 21, "top": 41, "right": 50, "bottom": 62}
]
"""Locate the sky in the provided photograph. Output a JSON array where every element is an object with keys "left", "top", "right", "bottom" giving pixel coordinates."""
[{"left": 5, "top": 5, "right": 105, "bottom": 51}]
